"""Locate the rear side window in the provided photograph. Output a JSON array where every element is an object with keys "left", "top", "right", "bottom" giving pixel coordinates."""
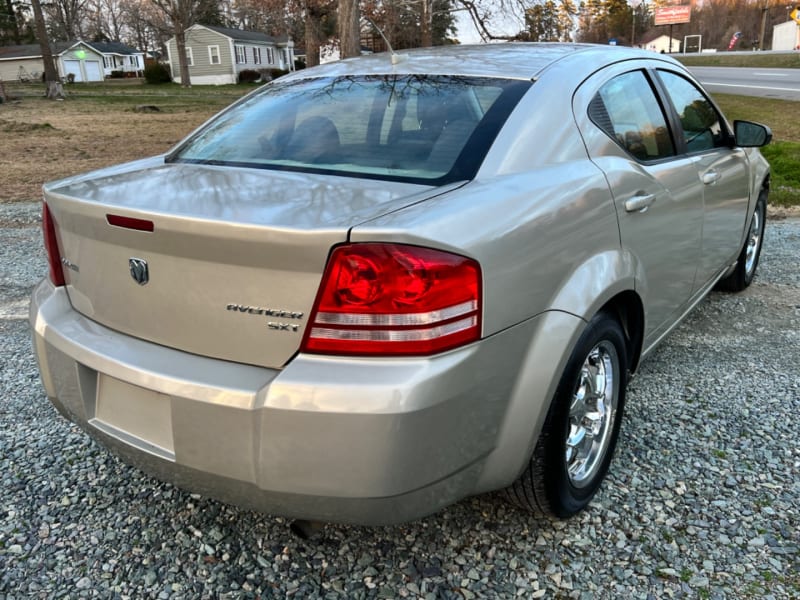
[
  {"left": 657, "top": 70, "right": 727, "bottom": 153},
  {"left": 589, "top": 70, "right": 675, "bottom": 162},
  {"left": 170, "top": 75, "right": 530, "bottom": 185}
]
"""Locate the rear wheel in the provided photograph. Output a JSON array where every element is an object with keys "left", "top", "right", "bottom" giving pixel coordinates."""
[
  {"left": 506, "top": 311, "right": 627, "bottom": 518},
  {"left": 716, "top": 190, "right": 767, "bottom": 292}
]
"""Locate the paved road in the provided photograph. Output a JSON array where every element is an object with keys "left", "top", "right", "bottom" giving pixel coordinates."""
[{"left": 688, "top": 66, "right": 800, "bottom": 101}]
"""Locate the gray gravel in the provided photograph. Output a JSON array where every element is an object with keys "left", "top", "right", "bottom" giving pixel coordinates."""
[{"left": 1, "top": 201, "right": 799, "bottom": 599}]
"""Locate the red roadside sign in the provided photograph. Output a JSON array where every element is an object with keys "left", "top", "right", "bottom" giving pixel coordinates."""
[{"left": 654, "top": 6, "right": 692, "bottom": 26}]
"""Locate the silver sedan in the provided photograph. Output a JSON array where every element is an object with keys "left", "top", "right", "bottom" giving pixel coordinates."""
[{"left": 30, "top": 43, "right": 770, "bottom": 525}]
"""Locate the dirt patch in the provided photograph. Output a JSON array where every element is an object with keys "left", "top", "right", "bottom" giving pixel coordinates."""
[
  {"left": 0, "top": 98, "right": 225, "bottom": 203},
  {"left": 767, "top": 204, "right": 800, "bottom": 220}
]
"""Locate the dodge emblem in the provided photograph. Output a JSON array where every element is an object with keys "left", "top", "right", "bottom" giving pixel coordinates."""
[{"left": 129, "top": 258, "right": 149, "bottom": 285}]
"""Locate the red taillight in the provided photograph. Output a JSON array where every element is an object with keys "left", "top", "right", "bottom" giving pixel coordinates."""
[
  {"left": 42, "top": 202, "right": 65, "bottom": 287},
  {"left": 302, "top": 243, "right": 482, "bottom": 356}
]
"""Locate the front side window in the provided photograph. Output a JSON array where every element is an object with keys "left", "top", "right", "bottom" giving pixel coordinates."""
[
  {"left": 253, "top": 47, "right": 262, "bottom": 64},
  {"left": 589, "top": 70, "right": 675, "bottom": 161},
  {"left": 209, "top": 45, "right": 220, "bottom": 65},
  {"left": 170, "top": 75, "right": 530, "bottom": 185},
  {"left": 657, "top": 70, "right": 726, "bottom": 153},
  {"left": 185, "top": 47, "right": 193, "bottom": 67}
]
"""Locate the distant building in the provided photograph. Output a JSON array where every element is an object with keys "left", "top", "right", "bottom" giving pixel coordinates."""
[
  {"left": 0, "top": 40, "right": 105, "bottom": 82},
  {"left": 166, "top": 24, "right": 295, "bottom": 85},
  {"left": 85, "top": 41, "right": 145, "bottom": 78},
  {"left": 641, "top": 34, "right": 682, "bottom": 54},
  {"left": 772, "top": 21, "right": 800, "bottom": 51}
]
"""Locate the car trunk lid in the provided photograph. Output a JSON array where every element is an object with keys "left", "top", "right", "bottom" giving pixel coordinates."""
[{"left": 44, "top": 160, "right": 438, "bottom": 369}]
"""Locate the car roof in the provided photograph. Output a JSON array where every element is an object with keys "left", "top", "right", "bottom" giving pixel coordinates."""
[{"left": 286, "top": 43, "right": 683, "bottom": 82}]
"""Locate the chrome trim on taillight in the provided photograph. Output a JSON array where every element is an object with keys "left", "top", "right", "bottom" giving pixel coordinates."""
[
  {"left": 314, "top": 300, "right": 478, "bottom": 327},
  {"left": 310, "top": 316, "right": 478, "bottom": 343}
]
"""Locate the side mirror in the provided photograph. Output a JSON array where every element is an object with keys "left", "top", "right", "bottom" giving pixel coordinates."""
[{"left": 733, "top": 120, "right": 772, "bottom": 147}]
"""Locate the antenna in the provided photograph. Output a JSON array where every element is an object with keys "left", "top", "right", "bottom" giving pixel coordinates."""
[{"left": 364, "top": 17, "right": 406, "bottom": 65}]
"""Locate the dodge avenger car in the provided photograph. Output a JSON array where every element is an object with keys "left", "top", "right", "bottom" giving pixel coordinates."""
[{"left": 30, "top": 43, "right": 771, "bottom": 525}]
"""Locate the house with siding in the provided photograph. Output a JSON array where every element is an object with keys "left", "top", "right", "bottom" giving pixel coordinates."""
[
  {"left": 0, "top": 41, "right": 105, "bottom": 82},
  {"left": 166, "top": 24, "right": 295, "bottom": 85},
  {"left": 85, "top": 41, "right": 145, "bottom": 77}
]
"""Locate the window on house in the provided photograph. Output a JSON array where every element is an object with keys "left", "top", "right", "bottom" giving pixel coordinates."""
[
  {"left": 253, "top": 47, "right": 262, "bottom": 64},
  {"left": 267, "top": 48, "right": 273, "bottom": 64},
  {"left": 103, "top": 56, "right": 111, "bottom": 69},
  {"left": 185, "top": 47, "right": 194, "bottom": 67},
  {"left": 235, "top": 45, "right": 246, "bottom": 64},
  {"left": 209, "top": 45, "right": 221, "bottom": 65}
]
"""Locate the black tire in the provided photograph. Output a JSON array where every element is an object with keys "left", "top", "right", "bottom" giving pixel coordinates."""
[
  {"left": 716, "top": 190, "right": 767, "bottom": 292},
  {"left": 505, "top": 311, "right": 628, "bottom": 518}
]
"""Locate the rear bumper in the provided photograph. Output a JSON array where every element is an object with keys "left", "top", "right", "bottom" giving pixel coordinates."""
[{"left": 30, "top": 279, "right": 581, "bottom": 524}]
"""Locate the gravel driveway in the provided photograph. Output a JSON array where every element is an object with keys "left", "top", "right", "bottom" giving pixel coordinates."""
[{"left": 1, "top": 201, "right": 798, "bottom": 599}]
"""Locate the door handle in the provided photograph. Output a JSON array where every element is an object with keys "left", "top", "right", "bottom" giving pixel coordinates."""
[
  {"left": 702, "top": 170, "right": 721, "bottom": 185},
  {"left": 624, "top": 193, "right": 656, "bottom": 213}
]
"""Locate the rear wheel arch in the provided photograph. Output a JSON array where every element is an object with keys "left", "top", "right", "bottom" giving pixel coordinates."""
[
  {"left": 600, "top": 290, "right": 644, "bottom": 374},
  {"left": 504, "top": 309, "right": 629, "bottom": 517}
]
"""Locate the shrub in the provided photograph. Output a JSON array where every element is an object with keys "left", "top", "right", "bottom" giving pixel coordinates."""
[
  {"left": 66, "top": 73, "right": 75, "bottom": 84},
  {"left": 144, "top": 62, "right": 172, "bottom": 84},
  {"left": 238, "top": 69, "right": 260, "bottom": 83},
  {"left": 110, "top": 70, "right": 125, "bottom": 78}
]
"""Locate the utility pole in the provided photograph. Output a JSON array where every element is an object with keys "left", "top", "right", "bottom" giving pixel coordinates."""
[
  {"left": 630, "top": 0, "right": 642, "bottom": 47},
  {"left": 759, "top": 4, "right": 768, "bottom": 50}
]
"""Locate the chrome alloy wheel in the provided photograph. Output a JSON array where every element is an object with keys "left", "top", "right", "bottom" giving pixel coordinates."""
[
  {"left": 565, "top": 341, "right": 620, "bottom": 488},
  {"left": 744, "top": 205, "right": 763, "bottom": 278}
]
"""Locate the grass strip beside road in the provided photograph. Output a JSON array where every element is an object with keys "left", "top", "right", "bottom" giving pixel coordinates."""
[{"left": 675, "top": 53, "right": 800, "bottom": 69}]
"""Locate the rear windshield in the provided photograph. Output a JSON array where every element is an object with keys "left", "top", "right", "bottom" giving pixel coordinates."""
[{"left": 169, "top": 75, "right": 530, "bottom": 185}]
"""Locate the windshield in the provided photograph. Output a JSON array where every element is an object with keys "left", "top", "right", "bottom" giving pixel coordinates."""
[{"left": 169, "top": 75, "right": 531, "bottom": 185}]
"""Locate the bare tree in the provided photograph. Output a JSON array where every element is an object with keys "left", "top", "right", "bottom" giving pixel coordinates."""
[
  {"left": 30, "top": 0, "right": 64, "bottom": 99},
  {"left": 150, "top": 0, "right": 200, "bottom": 86},
  {"left": 457, "top": 0, "right": 524, "bottom": 41},
  {"left": 44, "top": 0, "right": 88, "bottom": 40},
  {"left": 2, "top": 0, "right": 22, "bottom": 44},
  {"left": 338, "top": 0, "right": 359, "bottom": 57},
  {"left": 304, "top": 0, "right": 335, "bottom": 67},
  {"left": 84, "top": 0, "right": 126, "bottom": 41}
]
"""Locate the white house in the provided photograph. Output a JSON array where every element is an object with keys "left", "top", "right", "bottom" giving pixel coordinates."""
[
  {"left": 772, "top": 20, "right": 800, "bottom": 51},
  {"left": 166, "top": 24, "right": 295, "bottom": 85},
  {"left": 85, "top": 41, "right": 145, "bottom": 77},
  {"left": 642, "top": 35, "right": 682, "bottom": 54},
  {"left": 0, "top": 41, "right": 105, "bottom": 82}
]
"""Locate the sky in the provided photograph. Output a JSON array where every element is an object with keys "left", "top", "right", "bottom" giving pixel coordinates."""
[{"left": 454, "top": 6, "right": 525, "bottom": 44}]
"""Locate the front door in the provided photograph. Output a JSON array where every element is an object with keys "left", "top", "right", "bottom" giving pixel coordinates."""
[{"left": 655, "top": 69, "right": 751, "bottom": 286}]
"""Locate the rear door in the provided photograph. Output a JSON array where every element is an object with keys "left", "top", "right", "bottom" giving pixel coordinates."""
[{"left": 574, "top": 66, "right": 704, "bottom": 344}]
